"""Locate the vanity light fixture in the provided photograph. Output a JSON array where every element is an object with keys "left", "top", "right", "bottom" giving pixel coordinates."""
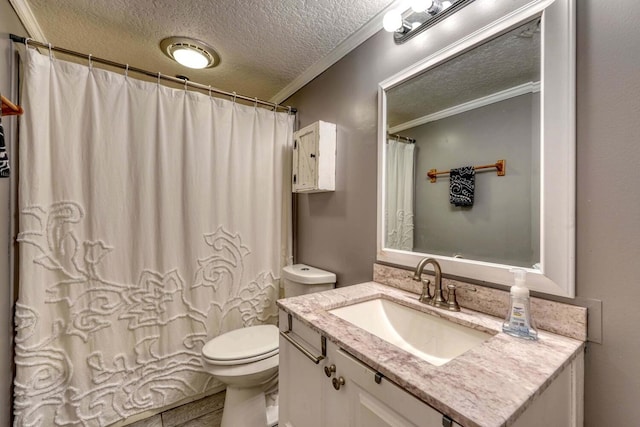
[
  {"left": 160, "top": 37, "right": 220, "bottom": 69},
  {"left": 383, "top": 0, "right": 475, "bottom": 44}
]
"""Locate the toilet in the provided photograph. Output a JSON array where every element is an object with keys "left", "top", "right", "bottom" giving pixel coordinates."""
[
  {"left": 201, "top": 264, "right": 336, "bottom": 427},
  {"left": 282, "top": 263, "right": 336, "bottom": 298}
]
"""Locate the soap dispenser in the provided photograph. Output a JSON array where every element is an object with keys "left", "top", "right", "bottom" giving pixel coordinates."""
[{"left": 502, "top": 268, "right": 538, "bottom": 340}]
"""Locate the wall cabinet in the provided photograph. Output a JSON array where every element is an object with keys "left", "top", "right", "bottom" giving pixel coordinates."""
[{"left": 292, "top": 121, "right": 336, "bottom": 193}]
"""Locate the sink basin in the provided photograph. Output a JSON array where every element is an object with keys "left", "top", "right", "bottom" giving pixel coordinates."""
[{"left": 329, "top": 298, "right": 492, "bottom": 366}]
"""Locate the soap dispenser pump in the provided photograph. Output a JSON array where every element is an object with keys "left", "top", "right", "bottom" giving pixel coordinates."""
[{"left": 502, "top": 268, "right": 538, "bottom": 340}]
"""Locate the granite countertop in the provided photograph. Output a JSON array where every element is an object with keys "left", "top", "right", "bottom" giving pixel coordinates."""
[{"left": 276, "top": 281, "right": 585, "bottom": 427}]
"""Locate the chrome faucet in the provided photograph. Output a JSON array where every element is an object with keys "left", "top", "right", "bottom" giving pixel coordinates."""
[{"left": 412, "top": 258, "right": 460, "bottom": 311}]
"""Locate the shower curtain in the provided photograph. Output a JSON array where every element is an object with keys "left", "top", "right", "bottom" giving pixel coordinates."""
[
  {"left": 385, "top": 140, "right": 415, "bottom": 251},
  {"left": 14, "top": 48, "right": 293, "bottom": 426}
]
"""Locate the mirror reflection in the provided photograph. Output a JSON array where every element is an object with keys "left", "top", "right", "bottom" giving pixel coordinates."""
[{"left": 385, "top": 18, "right": 541, "bottom": 268}]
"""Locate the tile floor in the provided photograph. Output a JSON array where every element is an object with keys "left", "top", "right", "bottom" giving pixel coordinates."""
[{"left": 126, "top": 391, "right": 225, "bottom": 427}]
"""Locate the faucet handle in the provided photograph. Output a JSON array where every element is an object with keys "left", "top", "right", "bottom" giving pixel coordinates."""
[
  {"left": 419, "top": 279, "right": 432, "bottom": 303},
  {"left": 445, "top": 284, "right": 461, "bottom": 312}
]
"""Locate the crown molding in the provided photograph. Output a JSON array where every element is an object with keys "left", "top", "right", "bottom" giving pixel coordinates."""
[
  {"left": 270, "top": 0, "right": 406, "bottom": 104},
  {"left": 9, "top": 0, "right": 46, "bottom": 42},
  {"left": 388, "top": 81, "right": 541, "bottom": 134}
]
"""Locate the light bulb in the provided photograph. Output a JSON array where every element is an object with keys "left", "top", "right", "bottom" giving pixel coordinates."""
[
  {"left": 442, "top": 1, "right": 452, "bottom": 9},
  {"left": 383, "top": 9, "right": 403, "bottom": 32},
  {"left": 411, "top": 0, "right": 433, "bottom": 13},
  {"left": 172, "top": 48, "right": 209, "bottom": 69}
]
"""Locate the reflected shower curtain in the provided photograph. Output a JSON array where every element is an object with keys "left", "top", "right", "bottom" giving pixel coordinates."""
[
  {"left": 14, "top": 48, "right": 293, "bottom": 426},
  {"left": 385, "top": 140, "right": 415, "bottom": 250}
]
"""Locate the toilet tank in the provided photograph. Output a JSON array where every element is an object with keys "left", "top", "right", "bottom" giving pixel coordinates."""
[{"left": 282, "top": 264, "right": 336, "bottom": 298}]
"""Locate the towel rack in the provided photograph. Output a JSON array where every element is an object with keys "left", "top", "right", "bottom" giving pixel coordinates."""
[
  {"left": 1, "top": 95, "right": 23, "bottom": 116},
  {"left": 427, "top": 159, "right": 506, "bottom": 183}
]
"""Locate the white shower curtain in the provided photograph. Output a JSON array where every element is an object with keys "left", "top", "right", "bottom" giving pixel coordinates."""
[
  {"left": 385, "top": 140, "right": 415, "bottom": 251},
  {"left": 14, "top": 48, "right": 293, "bottom": 426}
]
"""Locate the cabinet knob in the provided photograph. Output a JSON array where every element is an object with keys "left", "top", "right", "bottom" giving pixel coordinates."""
[
  {"left": 324, "top": 364, "right": 336, "bottom": 377},
  {"left": 332, "top": 376, "right": 345, "bottom": 390}
]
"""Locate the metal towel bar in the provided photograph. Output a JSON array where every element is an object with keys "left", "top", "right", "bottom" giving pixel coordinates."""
[{"left": 279, "top": 313, "right": 326, "bottom": 364}]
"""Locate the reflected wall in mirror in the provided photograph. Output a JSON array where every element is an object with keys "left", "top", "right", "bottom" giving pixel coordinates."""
[
  {"left": 385, "top": 18, "right": 541, "bottom": 268},
  {"left": 377, "top": 0, "right": 575, "bottom": 297}
]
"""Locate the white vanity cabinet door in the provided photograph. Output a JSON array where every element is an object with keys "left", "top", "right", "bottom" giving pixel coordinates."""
[
  {"left": 334, "top": 348, "right": 461, "bottom": 427},
  {"left": 279, "top": 311, "right": 349, "bottom": 427},
  {"left": 279, "top": 313, "right": 324, "bottom": 427},
  {"left": 512, "top": 351, "right": 584, "bottom": 427}
]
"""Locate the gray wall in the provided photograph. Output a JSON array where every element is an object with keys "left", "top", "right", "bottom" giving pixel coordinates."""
[
  {"left": 289, "top": 1, "right": 640, "bottom": 425},
  {"left": 0, "top": 2, "right": 26, "bottom": 426},
  {"left": 407, "top": 94, "right": 539, "bottom": 267}
]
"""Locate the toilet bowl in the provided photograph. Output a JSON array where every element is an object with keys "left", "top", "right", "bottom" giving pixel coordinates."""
[{"left": 201, "top": 324, "right": 280, "bottom": 427}]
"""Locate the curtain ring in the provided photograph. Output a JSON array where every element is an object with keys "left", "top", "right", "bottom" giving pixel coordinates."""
[
  {"left": 124, "top": 64, "right": 129, "bottom": 78},
  {"left": 157, "top": 72, "right": 161, "bottom": 85},
  {"left": 232, "top": 92, "right": 237, "bottom": 104},
  {"left": 184, "top": 78, "right": 188, "bottom": 91},
  {"left": 288, "top": 106, "right": 292, "bottom": 115},
  {"left": 254, "top": 97, "right": 258, "bottom": 108},
  {"left": 208, "top": 85, "right": 212, "bottom": 98},
  {"left": 48, "top": 43, "right": 53, "bottom": 60},
  {"left": 87, "top": 53, "right": 93, "bottom": 70},
  {"left": 24, "top": 38, "right": 30, "bottom": 49}
]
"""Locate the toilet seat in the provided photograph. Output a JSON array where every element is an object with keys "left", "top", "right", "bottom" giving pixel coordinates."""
[{"left": 202, "top": 324, "right": 279, "bottom": 366}]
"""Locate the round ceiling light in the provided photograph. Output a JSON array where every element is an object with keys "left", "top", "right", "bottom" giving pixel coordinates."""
[{"left": 160, "top": 37, "right": 220, "bottom": 69}]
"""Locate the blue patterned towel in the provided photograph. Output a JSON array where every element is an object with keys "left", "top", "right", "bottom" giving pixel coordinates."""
[
  {"left": 449, "top": 166, "right": 475, "bottom": 207},
  {"left": 0, "top": 117, "right": 8, "bottom": 178}
]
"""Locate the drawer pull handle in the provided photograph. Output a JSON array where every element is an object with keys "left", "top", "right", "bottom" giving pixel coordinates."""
[{"left": 332, "top": 376, "right": 345, "bottom": 390}]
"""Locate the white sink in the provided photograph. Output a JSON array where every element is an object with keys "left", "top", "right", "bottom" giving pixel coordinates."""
[{"left": 329, "top": 298, "right": 492, "bottom": 366}]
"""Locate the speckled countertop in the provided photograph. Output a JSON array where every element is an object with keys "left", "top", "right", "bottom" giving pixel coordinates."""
[{"left": 276, "top": 281, "right": 585, "bottom": 427}]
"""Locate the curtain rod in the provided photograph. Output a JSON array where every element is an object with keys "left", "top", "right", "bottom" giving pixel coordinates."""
[
  {"left": 9, "top": 34, "right": 297, "bottom": 114},
  {"left": 387, "top": 133, "right": 416, "bottom": 144}
]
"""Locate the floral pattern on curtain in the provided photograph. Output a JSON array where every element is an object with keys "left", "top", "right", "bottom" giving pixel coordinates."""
[{"left": 14, "top": 48, "right": 293, "bottom": 426}]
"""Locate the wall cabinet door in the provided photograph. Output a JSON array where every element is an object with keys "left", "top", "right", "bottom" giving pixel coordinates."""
[
  {"left": 293, "top": 125, "right": 318, "bottom": 192},
  {"left": 292, "top": 121, "right": 336, "bottom": 193}
]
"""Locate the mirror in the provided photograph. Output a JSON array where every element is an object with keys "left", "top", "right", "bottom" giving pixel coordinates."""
[{"left": 377, "top": 0, "right": 575, "bottom": 297}]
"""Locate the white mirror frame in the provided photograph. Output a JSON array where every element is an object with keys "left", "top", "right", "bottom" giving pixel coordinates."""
[{"left": 377, "top": 0, "right": 575, "bottom": 297}]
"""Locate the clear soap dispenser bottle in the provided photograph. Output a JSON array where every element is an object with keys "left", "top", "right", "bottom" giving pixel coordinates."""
[{"left": 502, "top": 268, "right": 538, "bottom": 340}]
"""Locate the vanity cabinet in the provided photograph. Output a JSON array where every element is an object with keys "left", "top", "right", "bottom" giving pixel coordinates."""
[
  {"left": 292, "top": 121, "right": 336, "bottom": 193},
  {"left": 279, "top": 308, "right": 584, "bottom": 427},
  {"left": 279, "top": 310, "right": 459, "bottom": 427}
]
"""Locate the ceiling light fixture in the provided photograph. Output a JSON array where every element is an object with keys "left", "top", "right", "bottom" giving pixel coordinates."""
[
  {"left": 160, "top": 37, "right": 220, "bottom": 69},
  {"left": 383, "top": 0, "right": 474, "bottom": 44}
]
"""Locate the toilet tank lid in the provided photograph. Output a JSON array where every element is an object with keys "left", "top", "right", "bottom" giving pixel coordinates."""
[{"left": 282, "top": 264, "right": 336, "bottom": 285}]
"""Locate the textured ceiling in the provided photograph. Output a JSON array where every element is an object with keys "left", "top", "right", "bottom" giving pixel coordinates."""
[
  {"left": 23, "top": 0, "right": 394, "bottom": 102},
  {"left": 386, "top": 18, "right": 541, "bottom": 128}
]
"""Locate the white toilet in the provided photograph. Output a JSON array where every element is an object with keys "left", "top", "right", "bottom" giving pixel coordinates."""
[
  {"left": 201, "top": 264, "right": 335, "bottom": 427},
  {"left": 282, "top": 263, "right": 336, "bottom": 298}
]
